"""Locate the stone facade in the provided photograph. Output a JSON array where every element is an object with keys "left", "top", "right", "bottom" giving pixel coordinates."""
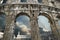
[{"left": 0, "top": 0, "right": 60, "bottom": 40}]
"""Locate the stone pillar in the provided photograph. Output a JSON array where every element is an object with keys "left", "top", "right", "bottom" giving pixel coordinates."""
[
  {"left": 3, "top": 12, "right": 15, "bottom": 40},
  {"left": 56, "top": 14, "right": 60, "bottom": 33},
  {"left": 6, "top": 0, "right": 12, "bottom": 3},
  {"left": 42, "top": 0, "right": 49, "bottom": 5},
  {"left": 52, "top": 21, "right": 60, "bottom": 40},
  {"left": 30, "top": 11, "right": 41, "bottom": 40},
  {"left": 50, "top": 14, "right": 60, "bottom": 40}
]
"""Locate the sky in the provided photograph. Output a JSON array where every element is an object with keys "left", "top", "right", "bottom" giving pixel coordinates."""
[
  {"left": 16, "top": 15, "right": 30, "bottom": 28},
  {"left": 38, "top": 15, "right": 51, "bottom": 31},
  {"left": 0, "top": 14, "right": 60, "bottom": 32},
  {"left": 16, "top": 15, "right": 51, "bottom": 32}
]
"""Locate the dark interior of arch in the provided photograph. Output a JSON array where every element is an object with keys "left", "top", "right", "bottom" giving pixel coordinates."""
[
  {"left": 55, "top": 0, "right": 60, "bottom": 2},
  {"left": 21, "top": 0, "right": 27, "bottom": 2},
  {"left": 0, "top": 0, "right": 7, "bottom": 4},
  {"left": 0, "top": 12, "right": 6, "bottom": 15},
  {"left": 56, "top": 14, "right": 60, "bottom": 19},
  {"left": 0, "top": 12, "right": 6, "bottom": 32},
  {"left": 15, "top": 12, "right": 30, "bottom": 22},
  {"left": 38, "top": 0, "right": 42, "bottom": 3},
  {"left": 39, "top": 13, "right": 53, "bottom": 24},
  {"left": 3, "top": 0, "right": 7, "bottom": 3},
  {"left": 14, "top": 15, "right": 31, "bottom": 38}
]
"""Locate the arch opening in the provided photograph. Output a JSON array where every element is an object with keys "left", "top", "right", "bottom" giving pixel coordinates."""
[
  {"left": 38, "top": 13, "right": 54, "bottom": 40},
  {"left": 0, "top": 12, "right": 6, "bottom": 32},
  {"left": 39, "top": 13, "right": 53, "bottom": 24},
  {"left": 0, "top": 12, "right": 6, "bottom": 39},
  {"left": 15, "top": 12, "right": 30, "bottom": 22},
  {"left": 14, "top": 13, "right": 31, "bottom": 40}
]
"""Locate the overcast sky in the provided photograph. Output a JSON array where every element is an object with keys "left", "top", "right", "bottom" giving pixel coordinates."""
[
  {"left": 16, "top": 15, "right": 51, "bottom": 31},
  {"left": 38, "top": 15, "right": 51, "bottom": 31},
  {"left": 0, "top": 15, "right": 52, "bottom": 32},
  {"left": 0, "top": 15, "right": 51, "bottom": 32}
]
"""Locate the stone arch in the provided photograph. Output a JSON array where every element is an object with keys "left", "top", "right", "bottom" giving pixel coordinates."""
[
  {"left": 14, "top": 12, "right": 31, "bottom": 37},
  {"left": 15, "top": 12, "right": 30, "bottom": 22},
  {"left": 38, "top": 13, "right": 54, "bottom": 39},
  {"left": 38, "top": 13, "right": 54, "bottom": 32},
  {"left": 38, "top": 13, "right": 53, "bottom": 24},
  {"left": 38, "top": 13, "right": 59, "bottom": 40}
]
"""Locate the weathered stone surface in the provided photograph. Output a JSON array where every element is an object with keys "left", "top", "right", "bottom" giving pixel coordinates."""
[{"left": 0, "top": 0, "right": 60, "bottom": 40}]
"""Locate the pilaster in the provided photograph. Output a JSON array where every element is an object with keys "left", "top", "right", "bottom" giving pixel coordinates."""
[
  {"left": 30, "top": 11, "right": 41, "bottom": 40},
  {"left": 3, "top": 12, "right": 15, "bottom": 40}
]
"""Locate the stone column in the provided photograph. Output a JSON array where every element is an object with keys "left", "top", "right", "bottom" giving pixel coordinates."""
[
  {"left": 3, "top": 12, "right": 15, "bottom": 40},
  {"left": 6, "top": 0, "right": 12, "bottom": 3},
  {"left": 42, "top": 0, "right": 49, "bottom": 5},
  {"left": 30, "top": 11, "right": 41, "bottom": 40},
  {"left": 50, "top": 13, "right": 60, "bottom": 40}
]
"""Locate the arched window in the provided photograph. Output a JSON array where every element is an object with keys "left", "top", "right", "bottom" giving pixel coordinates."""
[
  {"left": 38, "top": 15, "right": 51, "bottom": 31},
  {"left": 2, "top": 0, "right": 7, "bottom": 3},
  {"left": 21, "top": 0, "right": 27, "bottom": 2},
  {"left": 0, "top": 0, "right": 7, "bottom": 4},
  {"left": 0, "top": 12, "right": 6, "bottom": 32},
  {"left": 38, "top": 0, "right": 42, "bottom": 3},
  {"left": 15, "top": 14, "right": 31, "bottom": 40},
  {"left": 38, "top": 15, "right": 53, "bottom": 40}
]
